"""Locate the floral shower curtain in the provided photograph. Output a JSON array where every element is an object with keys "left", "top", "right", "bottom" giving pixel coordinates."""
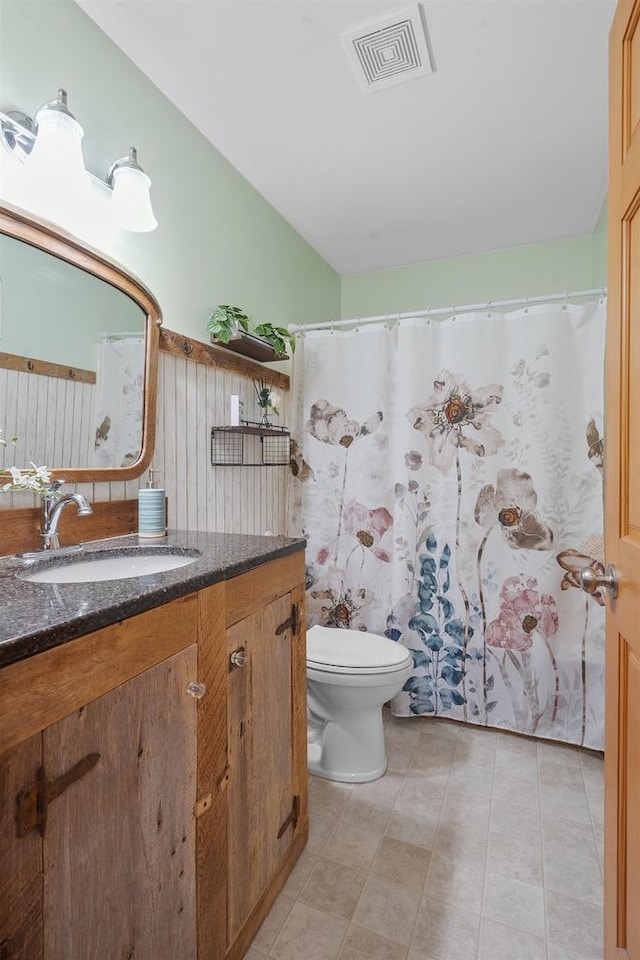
[
  {"left": 91, "top": 336, "right": 145, "bottom": 468},
  {"left": 289, "top": 301, "right": 606, "bottom": 750}
]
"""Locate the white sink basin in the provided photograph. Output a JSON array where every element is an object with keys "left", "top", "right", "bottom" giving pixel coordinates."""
[{"left": 20, "top": 552, "right": 199, "bottom": 584}]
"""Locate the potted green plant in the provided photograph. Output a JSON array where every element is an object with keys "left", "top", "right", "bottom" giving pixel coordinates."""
[
  {"left": 206, "top": 305, "right": 251, "bottom": 344},
  {"left": 253, "top": 322, "right": 296, "bottom": 357}
]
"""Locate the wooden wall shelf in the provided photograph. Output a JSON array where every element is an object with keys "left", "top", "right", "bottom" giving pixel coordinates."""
[{"left": 210, "top": 333, "right": 288, "bottom": 363}]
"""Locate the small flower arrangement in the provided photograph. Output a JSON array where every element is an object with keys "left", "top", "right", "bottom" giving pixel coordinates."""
[
  {"left": 0, "top": 432, "right": 52, "bottom": 495},
  {"left": 1, "top": 464, "right": 53, "bottom": 495},
  {"left": 253, "top": 379, "right": 279, "bottom": 427}
]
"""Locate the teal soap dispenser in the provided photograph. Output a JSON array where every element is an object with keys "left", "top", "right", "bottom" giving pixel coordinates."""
[{"left": 138, "top": 468, "right": 166, "bottom": 539}]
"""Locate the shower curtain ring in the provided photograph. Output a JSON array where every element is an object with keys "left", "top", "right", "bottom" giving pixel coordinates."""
[
  {"left": 524, "top": 297, "right": 529, "bottom": 314},
  {"left": 331, "top": 320, "right": 335, "bottom": 336},
  {"left": 563, "top": 291, "right": 569, "bottom": 310},
  {"left": 452, "top": 305, "right": 457, "bottom": 321},
  {"left": 487, "top": 301, "right": 492, "bottom": 318},
  {"left": 355, "top": 317, "right": 360, "bottom": 332},
  {"left": 426, "top": 308, "right": 432, "bottom": 326}
]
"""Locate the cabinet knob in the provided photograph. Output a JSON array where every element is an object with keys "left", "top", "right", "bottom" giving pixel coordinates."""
[
  {"left": 186, "top": 681, "right": 207, "bottom": 699},
  {"left": 229, "top": 648, "right": 247, "bottom": 669}
]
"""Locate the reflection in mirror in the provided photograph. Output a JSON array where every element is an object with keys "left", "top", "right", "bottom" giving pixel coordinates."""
[
  {"left": 0, "top": 203, "right": 161, "bottom": 484},
  {"left": 0, "top": 233, "right": 146, "bottom": 470}
]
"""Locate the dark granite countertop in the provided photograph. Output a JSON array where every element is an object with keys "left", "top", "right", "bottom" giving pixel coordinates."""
[{"left": 0, "top": 530, "right": 305, "bottom": 669}]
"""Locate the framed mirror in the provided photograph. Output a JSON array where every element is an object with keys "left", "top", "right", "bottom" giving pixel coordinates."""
[{"left": 0, "top": 202, "right": 161, "bottom": 483}]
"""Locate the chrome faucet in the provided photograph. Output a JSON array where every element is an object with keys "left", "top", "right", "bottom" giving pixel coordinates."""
[{"left": 41, "top": 480, "right": 93, "bottom": 550}]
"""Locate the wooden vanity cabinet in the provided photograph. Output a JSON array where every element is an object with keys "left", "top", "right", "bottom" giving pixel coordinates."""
[
  {"left": 198, "top": 552, "right": 308, "bottom": 960},
  {"left": 0, "top": 550, "right": 307, "bottom": 960}
]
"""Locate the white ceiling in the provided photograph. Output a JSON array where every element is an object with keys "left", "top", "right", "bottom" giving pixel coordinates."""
[{"left": 78, "top": 0, "right": 615, "bottom": 275}]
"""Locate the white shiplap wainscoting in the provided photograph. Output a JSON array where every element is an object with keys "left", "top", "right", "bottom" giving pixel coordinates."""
[
  {"left": 152, "top": 350, "right": 290, "bottom": 535},
  {"left": 0, "top": 346, "right": 291, "bottom": 538},
  {"left": 0, "top": 366, "right": 94, "bottom": 472}
]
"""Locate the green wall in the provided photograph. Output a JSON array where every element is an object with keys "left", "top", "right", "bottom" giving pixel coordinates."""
[
  {"left": 0, "top": 0, "right": 340, "bottom": 348},
  {"left": 0, "top": 233, "right": 143, "bottom": 369},
  {"left": 341, "top": 229, "right": 607, "bottom": 320},
  {"left": 1, "top": 0, "right": 607, "bottom": 338}
]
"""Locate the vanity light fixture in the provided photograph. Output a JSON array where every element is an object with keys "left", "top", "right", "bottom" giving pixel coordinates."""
[
  {"left": 107, "top": 147, "right": 157, "bottom": 233},
  {"left": 0, "top": 88, "right": 157, "bottom": 233}
]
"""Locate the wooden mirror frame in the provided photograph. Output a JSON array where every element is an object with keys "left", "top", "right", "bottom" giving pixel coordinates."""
[{"left": 0, "top": 201, "right": 162, "bottom": 484}]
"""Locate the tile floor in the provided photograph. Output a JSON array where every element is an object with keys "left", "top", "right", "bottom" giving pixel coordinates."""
[{"left": 247, "top": 713, "right": 604, "bottom": 960}]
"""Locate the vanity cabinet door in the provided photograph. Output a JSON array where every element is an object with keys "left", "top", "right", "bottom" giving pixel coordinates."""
[
  {"left": 226, "top": 592, "right": 297, "bottom": 946},
  {"left": 42, "top": 644, "right": 198, "bottom": 960},
  {"left": 0, "top": 734, "right": 43, "bottom": 960}
]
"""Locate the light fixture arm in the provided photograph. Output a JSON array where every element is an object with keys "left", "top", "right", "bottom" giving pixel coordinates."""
[{"left": 0, "top": 111, "right": 35, "bottom": 159}]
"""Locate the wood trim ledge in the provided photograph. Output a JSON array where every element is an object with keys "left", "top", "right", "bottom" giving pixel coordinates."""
[{"left": 159, "top": 328, "right": 290, "bottom": 390}]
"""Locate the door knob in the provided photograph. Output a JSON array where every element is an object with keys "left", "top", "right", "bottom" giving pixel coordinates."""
[
  {"left": 229, "top": 648, "right": 247, "bottom": 669},
  {"left": 579, "top": 564, "right": 618, "bottom": 600}
]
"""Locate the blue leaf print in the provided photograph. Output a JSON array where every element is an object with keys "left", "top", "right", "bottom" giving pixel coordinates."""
[
  {"left": 421, "top": 555, "right": 437, "bottom": 576},
  {"left": 385, "top": 628, "right": 402, "bottom": 642},
  {"left": 438, "top": 596, "right": 453, "bottom": 621},
  {"left": 403, "top": 535, "right": 467, "bottom": 716},
  {"left": 404, "top": 674, "right": 435, "bottom": 713},
  {"left": 411, "top": 648, "right": 432, "bottom": 668},
  {"left": 440, "top": 687, "right": 465, "bottom": 707},
  {"left": 439, "top": 544, "right": 451, "bottom": 569},
  {"left": 417, "top": 582, "right": 436, "bottom": 612},
  {"left": 404, "top": 675, "right": 433, "bottom": 694},
  {"left": 445, "top": 618, "right": 474, "bottom": 642},
  {"left": 443, "top": 644, "right": 463, "bottom": 658},
  {"left": 441, "top": 664, "right": 463, "bottom": 686},
  {"left": 409, "top": 612, "right": 439, "bottom": 636},
  {"left": 410, "top": 700, "right": 435, "bottom": 715}
]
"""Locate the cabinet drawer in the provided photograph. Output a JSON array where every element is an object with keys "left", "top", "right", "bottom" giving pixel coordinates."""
[
  {"left": 225, "top": 552, "right": 304, "bottom": 627},
  {"left": 0, "top": 593, "right": 198, "bottom": 756}
]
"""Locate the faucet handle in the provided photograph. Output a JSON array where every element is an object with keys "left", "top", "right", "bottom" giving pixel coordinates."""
[{"left": 45, "top": 479, "right": 65, "bottom": 498}]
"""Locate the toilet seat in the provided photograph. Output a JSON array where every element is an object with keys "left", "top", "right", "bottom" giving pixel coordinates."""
[{"left": 306, "top": 624, "right": 413, "bottom": 675}]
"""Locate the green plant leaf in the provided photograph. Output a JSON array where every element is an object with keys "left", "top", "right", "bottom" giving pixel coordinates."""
[{"left": 206, "top": 304, "right": 251, "bottom": 340}]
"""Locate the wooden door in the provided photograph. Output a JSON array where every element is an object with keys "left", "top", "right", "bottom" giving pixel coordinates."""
[
  {"left": 226, "top": 593, "right": 295, "bottom": 945},
  {"left": 43, "top": 645, "right": 198, "bottom": 960},
  {"left": 605, "top": 2, "right": 640, "bottom": 956},
  {"left": 0, "top": 734, "right": 43, "bottom": 959}
]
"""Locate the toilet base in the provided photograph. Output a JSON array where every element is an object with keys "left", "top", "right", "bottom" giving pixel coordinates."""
[{"left": 307, "top": 742, "right": 387, "bottom": 783}]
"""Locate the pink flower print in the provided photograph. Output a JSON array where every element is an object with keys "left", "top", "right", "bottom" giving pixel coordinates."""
[
  {"left": 343, "top": 500, "right": 393, "bottom": 562},
  {"left": 486, "top": 575, "right": 559, "bottom": 652},
  {"left": 408, "top": 370, "right": 504, "bottom": 474}
]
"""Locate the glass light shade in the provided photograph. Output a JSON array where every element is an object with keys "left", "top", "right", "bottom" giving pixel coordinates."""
[
  {"left": 109, "top": 165, "right": 157, "bottom": 232},
  {"left": 28, "top": 109, "right": 89, "bottom": 191}
]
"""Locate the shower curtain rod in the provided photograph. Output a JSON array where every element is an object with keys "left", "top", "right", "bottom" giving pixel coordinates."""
[
  {"left": 99, "top": 332, "right": 145, "bottom": 340},
  {"left": 289, "top": 286, "right": 606, "bottom": 334}
]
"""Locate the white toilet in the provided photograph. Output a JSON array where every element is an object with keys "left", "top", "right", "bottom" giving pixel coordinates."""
[{"left": 306, "top": 624, "right": 414, "bottom": 783}]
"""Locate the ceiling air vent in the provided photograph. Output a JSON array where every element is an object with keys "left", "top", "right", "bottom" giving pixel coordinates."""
[{"left": 341, "top": 5, "right": 433, "bottom": 93}]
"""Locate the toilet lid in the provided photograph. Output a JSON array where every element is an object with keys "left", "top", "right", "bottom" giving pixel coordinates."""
[{"left": 307, "top": 624, "right": 412, "bottom": 672}]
